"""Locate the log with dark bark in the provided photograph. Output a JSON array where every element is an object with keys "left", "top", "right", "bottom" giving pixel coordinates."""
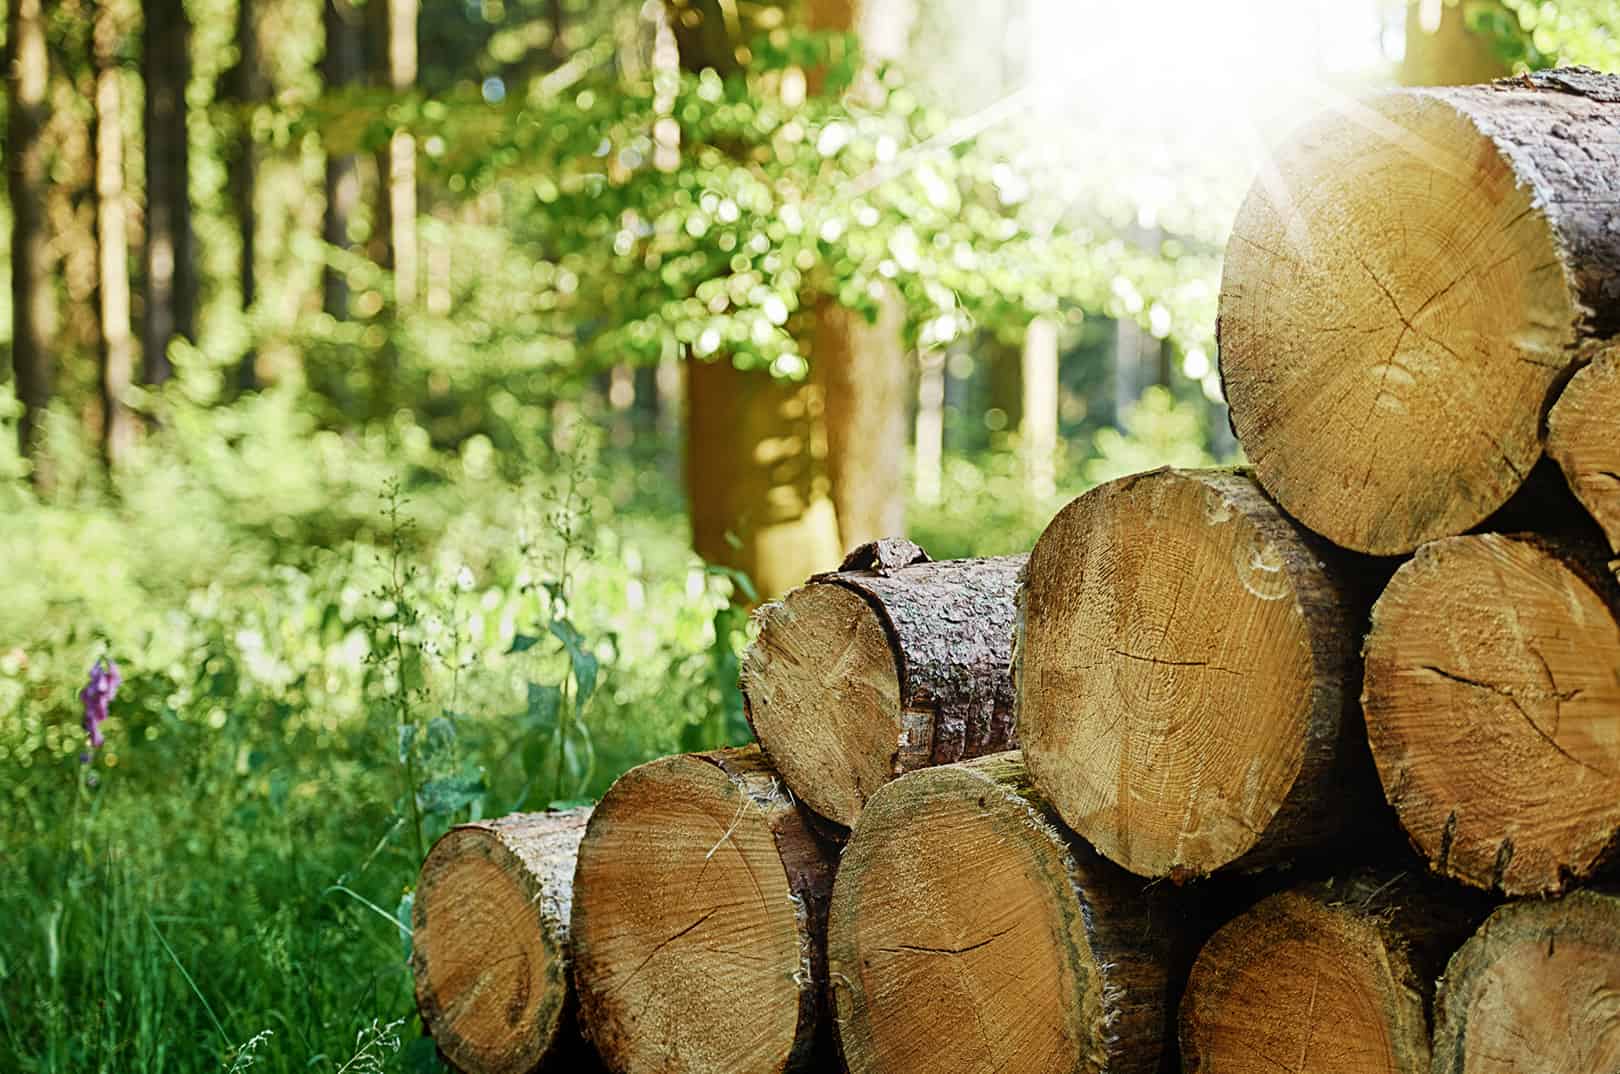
[
  {"left": 1364, "top": 532, "right": 1620, "bottom": 895},
  {"left": 1180, "top": 873, "right": 1489, "bottom": 1074},
  {"left": 570, "top": 747, "right": 838, "bottom": 1074},
  {"left": 412, "top": 808, "right": 591, "bottom": 1074},
  {"left": 1432, "top": 890, "right": 1620, "bottom": 1073},
  {"left": 741, "top": 540, "right": 1024, "bottom": 827},
  {"left": 1017, "top": 468, "right": 1386, "bottom": 879},
  {"left": 826, "top": 751, "right": 1195, "bottom": 1074},
  {"left": 1548, "top": 346, "right": 1620, "bottom": 557},
  {"left": 1219, "top": 68, "right": 1620, "bottom": 555}
]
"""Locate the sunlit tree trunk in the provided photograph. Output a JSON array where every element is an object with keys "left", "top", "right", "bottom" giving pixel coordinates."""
[
  {"left": 141, "top": 0, "right": 195, "bottom": 386},
  {"left": 669, "top": 0, "right": 844, "bottom": 598},
  {"left": 92, "top": 0, "right": 136, "bottom": 469},
  {"left": 371, "top": 0, "right": 418, "bottom": 309},
  {"left": 1401, "top": 0, "right": 1510, "bottom": 86},
  {"left": 230, "top": 0, "right": 264, "bottom": 391},
  {"left": 9, "top": 0, "right": 52, "bottom": 483},
  {"left": 322, "top": 0, "right": 362, "bottom": 319},
  {"left": 914, "top": 348, "right": 945, "bottom": 504},
  {"left": 1021, "top": 317, "right": 1059, "bottom": 498}
]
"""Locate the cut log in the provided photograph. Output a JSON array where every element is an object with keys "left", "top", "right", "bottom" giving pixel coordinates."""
[
  {"left": 1433, "top": 890, "right": 1620, "bottom": 1073},
  {"left": 1017, "top": 468, "right": 1384, "bottom": 879},
  {"left": 412, "top": 808, "right": 591, "bottom": 1074},
  {"left": 826, "top": 751, "right": 1195, "bottom": 1074},
  {"left": 1180, "top": 873, "right": 1487, "bottom": 1074},
  {"left": 1218, "top": 67, "right": 1620, "bottom": 555},
  {"left": 570, "top": 747, "right": 837, "bottom": 1074},
  {"left": 1363, "top": 532, "right": 1620, "bottom": 895},
  {"left": 742, "top": 539, "right": 1024, "bottom": 827},
  {"left": 1548, "top": 346, "right": 1620, "bottom": 556}
]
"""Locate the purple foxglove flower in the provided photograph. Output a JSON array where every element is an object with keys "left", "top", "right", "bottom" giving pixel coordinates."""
[{"left": 80, "top": 657, "right": 121, "bottom": 754}]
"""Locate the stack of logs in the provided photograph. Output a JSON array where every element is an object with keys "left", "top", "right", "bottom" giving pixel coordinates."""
[{"left": 409, "top": 68, "right": 1620, "bottom": 1074}]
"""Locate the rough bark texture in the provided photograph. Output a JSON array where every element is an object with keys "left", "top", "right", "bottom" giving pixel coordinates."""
[
  {"left": 92, "top": 0, "right": 135, "bottom": 469},
  {"left": 1363, "top": 532, "right": 1620, "bottom": 895},
  {"left": 571, "top": 747, "right": 839, "bottom": 1074},
  {"left": 141, "top": 0, "right": 195, "bottom": 385},
  {"left": 413, "top": 809, "right": 592, "bottom": 1074},
  {"left": 1180, "top": 873, "right": 1489, "bottom": 1074},
  {"left": 1018, "top": 467, "right": 1388, "bottom": 879},
  {"left": 742, "top": 540, "right": 1024, "bottom": 826},
  {"left": 9, "top": 0, "right": 51, "bottom": 474},
  {"left": 1547, "top": 345, "right": 1620, "bottom": 556},
  {"left": 828, "top": 752, "right": 1196, "bottom": 1074},
  {"left": 684, "top": 357, "right": 843, "bottom": 600},
  {"left": 1433, "top": 890, "right": 1620, "bottom": 1073},
  {"left": 1219, "top": 68, "right": 1620, "bottom": 555},
  {"left": 321, "top": 0, "right": 362, "bottom": 320}
]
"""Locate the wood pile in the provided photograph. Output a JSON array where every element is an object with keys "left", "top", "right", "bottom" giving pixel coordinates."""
[{"left": 408, "top": 69, "right": 1620, "bottom": 1073}]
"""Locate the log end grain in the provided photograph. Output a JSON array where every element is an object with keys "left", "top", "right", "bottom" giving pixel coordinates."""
[
  {"left": 1364, "top": 533, "right": 1620, "bottom": 895},
  {"left": 1548, "top": 347, "right": 1620, "bottom": 556},
  {"left": 1218, "top": 89, "right": 1584, "bottom": 555},
  {"left": 1018, "top": 468, "right": 1364, "bottom": 879},
  {"left": 743, "top": 583, "right": 907, "bottom": 827},
  {"left": 412, "top": 809, "right": 590, "bottom": 1074},
  {"left": 1180, "top": 884, "right": 1432, "bottom": 1074},
  {"left": 827, "top": 752, "right": 1183, "bottom": 1074},
  {"left": 570, "top": 748, "right": 833, "bottom": 1074},
  {"left": 1433, "top": 890, "right": 1620, "bottom": 1073}
]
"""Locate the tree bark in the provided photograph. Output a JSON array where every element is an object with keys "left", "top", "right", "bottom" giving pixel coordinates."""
[
  {"left": 570, "top": 747, "right": 838, "bottom": 1074},
  {"left": 92, "top": 0, "right": 135, "bottom": 470},
  {"left": 230, "top": 0, "right": 264, "bottom": 391},
  {"left": 1546, "top": 345, "right": 1620, "bottom": 556},
  {"left": 412, "top": 808, "right": 594, "bottom": 1074},
  {"left": 742, "top": 539, "right": 1024, "bottom": 827},
  {"left": 1432, "top": 890, "right": 1620, "bottom": 1074},
  {"left": 684, "top": 356, "right": 844, "bottom": 600},
  {"left": 1363, "top": 531, "right": 1620, "bottom": 895},
  {"left": 827, "top": 752, "right": 1196, "bottom": 1074},
  {"left": 1218, "top": 68, "right": 1620, "bottom": 554},
  {"left": 321, "top": 0, "right": 362, "bottom": 320},
  {"left": 141, "top": 0, "right": 195, "bottom": 385},
  {"left": 1017, "top": 468, "right": 1389, "bottom": 879},
  {"left": 8, "top": 0, "right": 51, "bottom": 478},
  {"left": 1180, "top": 873, "right": 1489, "bottom": 1074}
]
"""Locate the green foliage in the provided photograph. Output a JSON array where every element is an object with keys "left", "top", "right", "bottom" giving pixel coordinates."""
[
  {"left": 1084, "top": 386, "right": 1223, "bottom": 486},
  {"left": 1473, "top": 0, "right": 1620, "bottom": 71}
]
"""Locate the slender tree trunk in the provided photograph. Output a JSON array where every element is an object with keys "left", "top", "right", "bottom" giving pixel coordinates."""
[
  {"left": 8, "top": 0, "right": 51, "bottom": 481},
  {"left": 93, "top": 0, "right": 136, "bottom": 469},
  {"left": 371, "top": 0, "right": 417, "bottom": 308},
  {"left": 321, "top": 0, "right": 361, "bottom": 319},
  {"left": 230, "top": 0, "right": 264, "bottom": 391},
  {"left": 141, "top": 0, "right": 195, "bottom": 384},
  {"left": 1021, "top": 317, "right": 1059, "bottom": 498},
  {"left": 913, "top": 348, "right": 945, "bottom": 504}
]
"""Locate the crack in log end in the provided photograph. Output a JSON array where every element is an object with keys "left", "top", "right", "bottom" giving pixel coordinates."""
[
  {"left": 1492, "top": 839, "right": 1516, "bottom": 891},
  {"left": 1439, "top": 811, "right": 1458, "bottom": 874},
  {"left": 1108, "top": 647, "right": 1243, "bottom": 675},
  {"left": 877, "top": 925, "right": 1017, "bottom": 958},
  {"left": 604, "top": 908, "right": 719, "bottom": 998},
  {"left": 1419, "top": 664, "right": 1605, "bottom": 776}
]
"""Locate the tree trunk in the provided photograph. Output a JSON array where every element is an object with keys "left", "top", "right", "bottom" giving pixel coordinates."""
[
  {"left": 987, "top": 335, "right": 1022, "bottom": 432},
  {"left": 141, "top": 0, "right": 195, "bottom": 385},
  {"left": 8, "top": 0, "right": 51, "bottom": 478},
  {"left": 570, "top": 747, "right": 838, "bottom": 1074},
  {"left": 371, "top": 0, "right": 417, "bottom": 308},
  {"left": 321, "top": 0, "right": 361, "bottom": 320},
  {"left": 1546, "top": 345, "right": 1620, "bottom": 555},
  {"left": 1400, "top": 0, "right": 1510, "bottom": 87},
  {"left": 1362, "top": 531, "right": 1620, "bottom": 895},
  {"left": 742, "top": 539, "right": 1024, "bottom": 827},
  {"left": 913, "top": 348, "right": 944, "bottom": 504},
  {"left": 684, "top": 357, "right": 843, "bottom": 600},
  {"left": 1021, "top": 317, "right": 1059, "bottom": 498},
  {"left": 230, "top": 0, "right": 264, "bottom": 391},
  {"left": 1017, "top": 468, "right": 1388, "bottom": 879},
  {"left": 1180, "top": 873, "right": 1488, "bottom": 1074},
  {"left": 1218, "top": 68, "right": 1620, "bottom": 555},
  {"left": 1432, "top": 890, "right": 1620, "bottom": 1074},
  {"left": 827, "top": 752, "right": 1195, "bottom": 1074},
  {"left": 92, "top": 0, "right": 135, "bottom": 470},
  {"left": 815, "top": 295, "right": 909, "bottom": 549},
  {"left": 412, "top": 808, "right": 593, "bottom": 1074}
]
